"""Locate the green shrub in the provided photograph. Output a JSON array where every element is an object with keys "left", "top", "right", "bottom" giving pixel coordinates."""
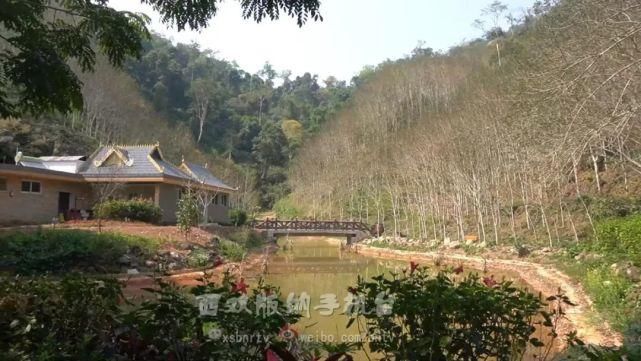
[
  {"left": 176, "top": 191, "right": 199, "bottom": 233},
  {"left": 0, "top": 276, "right": 124, "bottom": 361},
  {"left": 186, "top": 248, "right": 211, "bottom": 268},
  {"left": 94, "top": 198, "right": 162, "bottom": 223},
  {"left": 347, "top": 265, "right": 565, "bottom": 360},
  {"left": 589, "top": 197, "right": 641, "bottom": 219},
  {"left": 219, "top": 239, "right": 246, "bottom": 262},
  {"left": 0, "top": 229, "right": 160, "bottom": 274},
  {"left": 273, "top": 196, "right": 301, "bottom": 219},
  {"left": 593, "top": 214, "right": 641, "bottom": 263},
  {"left": 582, "top": 265, "right": 635, "bottom": 330},
  {"left": 228, "top": 228, "right": 263, "bottom": 250},
  {"left": 0, "top": 274, "right": 302, "bottom": 361},
  {"left": 228, "top": 208, "right": 248, "bottom": 226}
]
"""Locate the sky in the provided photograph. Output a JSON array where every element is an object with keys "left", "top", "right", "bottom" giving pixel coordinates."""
[{"left": 110, "top": 0, "right": 537, "bottom": 81}]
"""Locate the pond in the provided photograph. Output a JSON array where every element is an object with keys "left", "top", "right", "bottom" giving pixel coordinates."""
[
  {"left": 264, "top": 237, "right": 398, "bottom": 360},
  {"left": 263, "top": 237, "right": 555, "bottom": 361}
]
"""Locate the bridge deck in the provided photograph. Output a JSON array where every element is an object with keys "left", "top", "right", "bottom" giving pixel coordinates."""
[{"left": 250, "top": 219, "right": 371, "bottom": 243}]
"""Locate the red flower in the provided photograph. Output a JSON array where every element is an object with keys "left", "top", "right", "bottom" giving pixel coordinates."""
[
  {"left": 483, "top": 275, "right": 497, "bottom": 288},
  {"left": 266, "top": 349, "right": 280, "bottom": 361},
  {"left": 232, "top": 278, "right": 249, "bottom": 294},
  {"left": 410, "top": 261, "right": 419, "bottom": 274},
  {"left": 453, "top": 265, "right": 464, "bottom": 274},
  {"left": 347, "top": 286, "right": 358, "bottom": 295}
]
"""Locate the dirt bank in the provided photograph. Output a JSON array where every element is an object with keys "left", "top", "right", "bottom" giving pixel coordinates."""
[
  {"left": 122, "top": 245, "right": 275, "bottom": 298},
  {"left": 354, "top": 245, "right": 623, "bottom": 348}
]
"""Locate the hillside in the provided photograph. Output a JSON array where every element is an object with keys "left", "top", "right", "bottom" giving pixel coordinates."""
[
  {"left": 288, "top": 0, "right": 641, "bottom": 244},
  {"left": 0, "top": 34, "right": 352, "bottom": 210}
]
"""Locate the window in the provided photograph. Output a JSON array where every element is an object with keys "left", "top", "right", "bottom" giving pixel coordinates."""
[
  {"left": 0, "top": 178, "right": 6, "bottom": 191},
  {"left": 21, "top": 181, "right": 41, "bottom": 194}
]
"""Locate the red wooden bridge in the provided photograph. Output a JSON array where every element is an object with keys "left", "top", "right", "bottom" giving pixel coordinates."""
[{"left": 250, "top": 219, "right": 371, "bottom": 243}]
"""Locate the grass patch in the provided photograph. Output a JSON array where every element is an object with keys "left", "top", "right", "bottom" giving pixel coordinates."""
[
  {"left": 0, "top": 229, "right": 161, "bottom": 274},
  {"left": 554, "top": 214, "right": 641, "bottom": 335}
]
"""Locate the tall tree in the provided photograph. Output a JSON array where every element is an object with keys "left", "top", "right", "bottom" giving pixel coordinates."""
[{"left": 0, "top": 0, "right": 322, "bottom": 118}]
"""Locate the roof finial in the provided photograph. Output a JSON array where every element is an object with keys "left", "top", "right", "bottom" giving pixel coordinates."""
[
  {"left": 181, "top": 154, "right": 185, "bottom": 164},
  {"left": 204, "top": 162, "right": 208, "bottom": 168}
]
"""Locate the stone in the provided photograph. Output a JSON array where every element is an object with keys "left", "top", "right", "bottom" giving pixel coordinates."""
[
  {"left": 625, "top": 266, "right": 641, "bottom": 282},
  {"left": 169, "top": 251, "right": 181, "bottom": 260},
  {"left": 127, "top": 268, "right": 140, "bottom": 275},
  {"left": 144, "top": 260, "right": 157, "bottom": 268},
  {"left": 443, "top": 237, "right": 451, "bottom": 245},
  {"left": 129, "top": 245, "right": 143, "bottom": 256},
  {"left": 167, "top": 262, "right": 178, "bottom": 270},
  {"left": 447, "top": 241, "right": 461, "bottom": 249},
  {"left": 478, "top": 241, "right": 487, "bottom": 248},
  {"left": 118, "top": 255, "right": 131, "bottom": 265}
]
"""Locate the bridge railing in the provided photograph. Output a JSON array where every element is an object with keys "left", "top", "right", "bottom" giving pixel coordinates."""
[{"left": 249, "top": 219, "right": 370, "bottom": 233}]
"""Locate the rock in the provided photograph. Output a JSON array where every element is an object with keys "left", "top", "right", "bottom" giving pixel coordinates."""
[
  {"left": 127, "top": 268, "right": 140, "bottom": 275},
  {"left": 610, "top": 262, "right": 639, "bottom": 282},
  {"left": 167, "top": 262, "right": 178, "bottom": 270},
  {"left": 624, "top": 266, "right": 641, "bottom": 282},
  {"left": 144, "top": 260, "right": 157, "bottom": 268},
  {"left": 447, "top": 241, "right": 461, "bottom": 249},
  {"left": 178, "top": 243, "right": 195, "bottom": 251},
  {"left": 118, "top": 255, "right": 131, "bottom": 265},
  {"left": 169, "top": 251, "right": 181, "bottom": 260},
  {"left": 478, "top": 241, "right": 487, "bottom": 248},
  {"left": 443, "top": 237, "right": 451, "bottom": 245},
  {"left": 129, "top": 245, "right": 143, "bottom": 256},
  {"left": 584, "top": 253, "right": 603, "bottom": 262},
  {"left": 575, "top": 251, "right": 587, "bottom": 261}
]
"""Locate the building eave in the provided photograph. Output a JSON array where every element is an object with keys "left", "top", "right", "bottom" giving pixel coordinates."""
[{"left": 0, "top": 164, "right": 85, "bottom": 182}]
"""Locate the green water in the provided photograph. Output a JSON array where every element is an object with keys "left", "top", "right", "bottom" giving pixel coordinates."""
[
  {"left": 262, "top": 237, "right": 552, "bottom": 360},
  {"left": 264, "top": 237, "right": 405, "bottom": 359}
]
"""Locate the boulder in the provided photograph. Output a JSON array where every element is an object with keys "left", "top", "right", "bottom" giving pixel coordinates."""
[
  {"left": 127, "top": 268, "right": 140, "bottom": 275},
  {"left": 118, "top": 255, "right": 132, "bottom": 266},
  {"left": 625, "top": 266, "right": 641, "bottom": 282},
  {"left": 144, "top": 260, "right": 157, "bottom": 268},
  {"left": 129, "top": 245, "right": 143, "bottom": 256},
  {"left": 446, "top": 241, "right": 461, "bottom": 249},
  {"left": 611, "top": 262, "right": 640, "bottom": 282}
]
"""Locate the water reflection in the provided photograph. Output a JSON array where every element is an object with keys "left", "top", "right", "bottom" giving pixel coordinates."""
[{"left": 265, "top": 237, "right": 405, "bottom": 360}]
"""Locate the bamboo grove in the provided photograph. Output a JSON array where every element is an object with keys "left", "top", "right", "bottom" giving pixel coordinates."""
[{"left": 289, "top": 0, "right": 641, "bottom": 245}]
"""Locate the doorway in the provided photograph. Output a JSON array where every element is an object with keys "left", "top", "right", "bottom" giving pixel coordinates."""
[{"left": 58, "top": 192, "right": 71, "bottom": 216}]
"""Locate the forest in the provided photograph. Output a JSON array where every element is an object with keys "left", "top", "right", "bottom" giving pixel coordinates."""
[
  {"left": 2, "top": 0, "right": 641, "bottom": 359},
  {"left": 0, "top": 33, "right": 352, "bottom": 210},
  {"left": 288, "top": 0, "right": 641, "bottom": 245}
]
